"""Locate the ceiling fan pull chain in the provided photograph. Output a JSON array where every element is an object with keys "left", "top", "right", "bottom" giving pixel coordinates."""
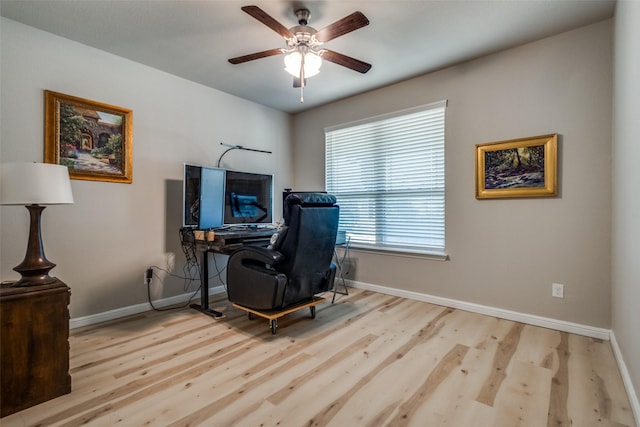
[{"left": 300, "top": 54, "right": 305, "bottom": 103}]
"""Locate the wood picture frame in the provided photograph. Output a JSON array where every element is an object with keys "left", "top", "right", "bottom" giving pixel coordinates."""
[
  {"left": 44, "top": 90, "right": 133, "bottom": 183},
  {"left": 475, "top": 134, "right": 557, "bottom": 199}
]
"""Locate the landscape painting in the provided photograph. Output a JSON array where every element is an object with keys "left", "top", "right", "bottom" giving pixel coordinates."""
[
  {"left": 475, "top": 134, "right": 557, "bottom": 199},
  {"left": 45, "top": 90, "right": 133, "bottom": 183}
]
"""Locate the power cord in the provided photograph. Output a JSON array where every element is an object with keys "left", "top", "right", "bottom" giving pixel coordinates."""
[
  {"left": 180, "top": 227, "right": 200, "bottom": 287},
  {"left": 210, "top": 251, "right": 228, "bottom": 293},
  {"left": 180, "top": 226, "right": 228, "bottom": 291},
  {"left": 145, "top": 267, "right": 199, "bottom": 312},
  {"left": 143, "top": 228, "right": 228, "bottom": 312}
]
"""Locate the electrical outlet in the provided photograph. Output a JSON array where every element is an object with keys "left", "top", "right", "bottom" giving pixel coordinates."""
[{"left": 552, "top": 283, "right": 564, "bottom": 298}]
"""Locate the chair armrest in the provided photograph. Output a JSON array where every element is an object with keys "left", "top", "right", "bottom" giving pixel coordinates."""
[
  {"left": 227, "top": 246, "right": 288, "bottom": 310},
  {"left": 229, "top": 246, "right": 283, "bottom": 266}
]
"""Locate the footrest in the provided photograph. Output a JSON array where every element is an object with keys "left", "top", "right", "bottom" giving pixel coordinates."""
[{"left": 233, "top": 297, "right": 325, "bottom": 334}]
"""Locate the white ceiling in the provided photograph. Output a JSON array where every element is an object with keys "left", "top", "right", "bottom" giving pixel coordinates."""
[{"left": 1, "top": 0, "right": 615, "bottom": 114}]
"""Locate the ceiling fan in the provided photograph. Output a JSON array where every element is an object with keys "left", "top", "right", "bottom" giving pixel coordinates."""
[{"left": 228, "top": 5, "right": 372, "bottom": 102}]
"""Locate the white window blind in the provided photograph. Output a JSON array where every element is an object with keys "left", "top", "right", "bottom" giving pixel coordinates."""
[{"left": 325, "top": 101, "right": 446, "bottom": 253}]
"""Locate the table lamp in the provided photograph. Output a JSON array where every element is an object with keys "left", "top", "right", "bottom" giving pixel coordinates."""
[{"left": 0, "top": 162, "right": 74, "bottom": 287}]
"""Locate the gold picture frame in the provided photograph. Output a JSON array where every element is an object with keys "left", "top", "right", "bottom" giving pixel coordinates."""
[
  {"left": 44, "top": 90, "right": 133, "bottom": 183},
  {"left": 475, "top": 134, "right": 557, "bottom": 199}
]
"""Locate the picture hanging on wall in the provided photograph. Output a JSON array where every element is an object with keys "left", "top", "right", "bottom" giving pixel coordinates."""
[
  {"left": 475, "top": 133, "right": 558, "bottom": 199},
  {"left": 44, "top": 90, "right": 133, "bottom": 183}
]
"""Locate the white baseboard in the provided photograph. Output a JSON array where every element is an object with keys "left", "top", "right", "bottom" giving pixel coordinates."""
[
  {"left": 610, "top": 331, "right": 640, "bottom": 426},
  {"left": 69, "top": 286, "right": 226, "bottom": 329},
  {"left": 348, "top": 280, "right": 611, "bottom": 340},
  {"left": 72, "top": 280, "right": 612, "bottom": 339}
]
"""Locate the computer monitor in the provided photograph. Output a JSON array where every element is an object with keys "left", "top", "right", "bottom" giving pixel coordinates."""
[
  {"left": 182, "top": 163, "right": 226, "bottom": 229},
  {"left": 224, "top": 170, "right": 273, "bottom": 226}
]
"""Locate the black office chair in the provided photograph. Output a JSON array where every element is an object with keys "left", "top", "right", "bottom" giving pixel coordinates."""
[{"left": 226, "top": 192, "right": 339, "bottom": 312}]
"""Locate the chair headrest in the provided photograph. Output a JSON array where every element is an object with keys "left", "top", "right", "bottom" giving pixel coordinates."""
[
  {"left": 285, "top": 192, "right": 337, "bottom": 207},
  {"left": 283, "top": 192, "right": 337, "bottom": 225}
]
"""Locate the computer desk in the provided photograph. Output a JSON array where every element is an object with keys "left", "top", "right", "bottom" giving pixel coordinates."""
[
  {"left": 188, "top": 227, "right": 349, "bottom": 318},
  {"left": 189, "top": 228, "right": 276, "bottom": 318}
]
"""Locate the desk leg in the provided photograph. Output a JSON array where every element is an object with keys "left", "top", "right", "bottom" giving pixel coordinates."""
[{"left": 190, "top": 250, "right": 225, "bottom": 319}]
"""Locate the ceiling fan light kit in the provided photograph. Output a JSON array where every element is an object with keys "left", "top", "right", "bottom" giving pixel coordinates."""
[
  {"left": 229, "top": 5, "right": 371, "bottom": 103},
  {"left": 284, "top": 51, "right": 321, "bottom": 78}
]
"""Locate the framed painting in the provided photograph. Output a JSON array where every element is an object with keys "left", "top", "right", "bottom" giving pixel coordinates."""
[
  {"left": 475, "top": 134, "right": 557, "bottom": 199},
  {"left": 44, "top": 90, "right": 133, "bottom": 183}
]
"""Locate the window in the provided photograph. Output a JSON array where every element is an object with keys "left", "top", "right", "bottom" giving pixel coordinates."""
[{"left": 325, "top": 100, "right": 446, "bottom": 254}]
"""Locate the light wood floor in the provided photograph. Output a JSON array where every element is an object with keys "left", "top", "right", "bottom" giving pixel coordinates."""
[{"left": 2, "top": 288, "right": 635, "bottom": 426}]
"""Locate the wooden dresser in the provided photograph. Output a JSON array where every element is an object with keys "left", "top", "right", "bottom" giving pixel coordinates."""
[{"left": 0, "top": 279, "right": 71, "bottom": 417}]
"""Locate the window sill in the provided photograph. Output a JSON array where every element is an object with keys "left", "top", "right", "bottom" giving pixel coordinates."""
[{"left": 337, "top": 244, "right": 449, "bottom": 261}]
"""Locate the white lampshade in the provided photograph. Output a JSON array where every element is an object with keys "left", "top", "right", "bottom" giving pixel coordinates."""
[
  {"left": 284, "top": 51, "right": 322, "bottom": 78},
  {"left": 1, "top": 162, "right": 74, "bottom": 205}
]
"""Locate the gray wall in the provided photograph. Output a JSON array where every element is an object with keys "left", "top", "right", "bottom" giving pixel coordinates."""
[
  {"left": 0, "top": 18, "right": 293, "bottom": 318},
  {"left": 612, "top": 0, "right": 640, "bottom": 412},
  {"left": 293, "top": 20, "right": 613, "bottom": 328}
]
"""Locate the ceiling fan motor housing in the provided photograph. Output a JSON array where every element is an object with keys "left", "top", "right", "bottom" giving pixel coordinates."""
[
  {"left": 295, "top": 8, "right": 310, "bottom": 25},
  {"left": 288, "top": 9, "right": 320, "bottom": 48}
]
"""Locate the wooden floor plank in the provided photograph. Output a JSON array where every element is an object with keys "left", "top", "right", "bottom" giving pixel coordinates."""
[
  {"left": 491, "top": 359, "right": 554, "bottom": 427},
  {"left": 548, "top": 331, "right": 570, "bottom": 426},
  {"left": 385, "top": 343, "right": 470, "bottom": 425},
  {"left": 475, "top": 322, "right": 525, "bottom": 407},
  {"left": 1, "top": 288, "right": 635, "bottom": 427},
  {"left": 566, "top": 334, "right": 636, "bottom": 426}
]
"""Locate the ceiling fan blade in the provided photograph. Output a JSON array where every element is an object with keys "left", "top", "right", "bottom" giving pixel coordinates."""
[
  {"left": 314, "top": 11, "right": 369, "bottom": 43},
  {"left": 322, "top": 50, "right": 372, "bottom": 74},
  {"left": 228, "top": 48, "right": 284, "bottom": 64},
  {"left": 241, "top": 5, "right": 295, "bottom": 39}
]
